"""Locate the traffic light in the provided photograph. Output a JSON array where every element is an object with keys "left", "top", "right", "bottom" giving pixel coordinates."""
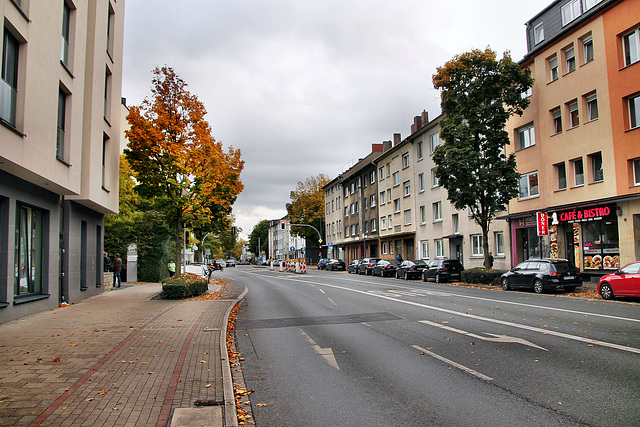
[{"left": 280, "top": 220, "right": 285, "bottom": 229}]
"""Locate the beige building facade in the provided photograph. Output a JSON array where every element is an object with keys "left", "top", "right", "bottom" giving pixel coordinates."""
[{"left": 0, "top": 0, "right": 125, "bottom": 322}]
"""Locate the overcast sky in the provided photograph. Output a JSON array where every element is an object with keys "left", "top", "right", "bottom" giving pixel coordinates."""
[{"left": 121, "top": 0, "right": 552, "bottom": 240}]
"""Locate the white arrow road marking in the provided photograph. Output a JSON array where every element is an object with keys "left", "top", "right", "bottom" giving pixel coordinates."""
[
  {"left": 419, "top": 320, "right": 548, "bottom": 351},
  {"left": 411, "top": 345, "right": 493, "bottom": 381},
  {"left": 300, "top": 329, "right": 340, "bottom": 370}
]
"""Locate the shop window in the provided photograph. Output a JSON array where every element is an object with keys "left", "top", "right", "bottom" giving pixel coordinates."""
[
  {"left": 583, "top": 218, "right": 619, "bottom": 270},
  {"left": 14, "top": 204, "right": 44, "bottom": 297}
]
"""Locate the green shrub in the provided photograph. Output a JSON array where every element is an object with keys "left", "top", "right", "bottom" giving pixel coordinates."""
[
  {"left": 161, "top": 273, "right": 209, "bottom": 299},
  {"left": 461, "top": 268, "right": 506, "bottom": 286}
]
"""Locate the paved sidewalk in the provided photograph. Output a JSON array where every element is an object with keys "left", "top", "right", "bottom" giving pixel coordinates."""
[{"left": 0, "top": 283, "right": 239, "bottom": 427}]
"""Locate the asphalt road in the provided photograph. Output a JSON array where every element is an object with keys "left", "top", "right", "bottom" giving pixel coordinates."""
[{"left": 222, "top": 266, "right": 639, "bottom": 426}]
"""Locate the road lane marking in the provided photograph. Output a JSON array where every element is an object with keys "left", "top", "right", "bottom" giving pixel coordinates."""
[
  {"left": 300, "top": 330, "right": 340, "bottom": 370},
  {"left": 328, "top": 298, "right": 337, "bottom": 306},
  {"left": 411, "top": 345, "right": 493, "bottom": 381},
  {"left": 240, "top": 271, "right": 640, "bottom": 354},
  {"left": 419, "top": 319, "right": 548, "bottom": 351}
]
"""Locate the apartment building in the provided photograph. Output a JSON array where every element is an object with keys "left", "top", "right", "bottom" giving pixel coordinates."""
[
  {"left": 323, "top": 177, "right": 344, "bottom": 260},
  {"left": 406, "top": 114, "right": 512, "bottom": 269},
  {"left": 505, "top": 0, "right": 640, "bottom": 277},
  {"left": 0, "top": 1, "right": 125, "bottom": 322}
]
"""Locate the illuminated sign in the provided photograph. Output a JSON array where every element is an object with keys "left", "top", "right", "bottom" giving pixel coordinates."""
[{"left": 550, "top": 204, "right": 616, "bottom": 225}]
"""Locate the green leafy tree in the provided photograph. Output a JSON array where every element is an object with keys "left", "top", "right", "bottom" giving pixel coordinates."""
[
  {"left": 286, "top": 174, "right": 330, "bottom": 245},
  {"left": 248, "top": 220, "right": 270, "bottom": 259},
  {"left": 432, "top": 48, "right": 533, "bottom": 269},
  {"left": 125, "top": 66, "right": 244, "bottom": 275}
]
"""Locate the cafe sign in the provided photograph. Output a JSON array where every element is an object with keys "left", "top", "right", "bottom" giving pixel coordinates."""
[{"left": 550, "top": 203, "right": 616, "bottom": 225}]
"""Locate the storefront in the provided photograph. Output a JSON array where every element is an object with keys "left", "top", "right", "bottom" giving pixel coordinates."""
[{"left": 510, "top": 203, "right": 620, "bottom": 273}]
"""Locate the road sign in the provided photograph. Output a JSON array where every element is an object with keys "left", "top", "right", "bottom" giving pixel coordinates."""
[
  {"left": 328, "top": 242, "right": 333, "bottom": 249},
  {"left": 290, "top": 246, "right": 295, "bottom": 252}
]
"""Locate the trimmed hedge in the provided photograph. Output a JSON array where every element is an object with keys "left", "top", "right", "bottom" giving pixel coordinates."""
[
  {"left": 461, "top": 268, "right": 507, "bottom": 286},
  {"left": 161, "top": 273, "right": 209, "bottom": 299}
]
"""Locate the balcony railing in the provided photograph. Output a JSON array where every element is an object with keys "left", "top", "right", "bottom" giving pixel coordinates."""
[{"left": 0, "top": 79, "right": 17, "bottom": 125}]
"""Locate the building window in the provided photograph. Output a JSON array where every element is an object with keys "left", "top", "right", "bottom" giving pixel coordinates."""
[
  {"left": 344, "top": 206, "right": 348, "bottom": 217},
  {"left": 418, "top": 173, "right": 425, "bottom": 192},
  {"left": 14, "top": 204, "right": 44, "bottom": 297},
  {"left": 382, "top": 242, "right": 388, "bottom": 255},
  {"left": 431, "top": 168, "right": 440, "bottom": 187},
  {"left": 561, "top": 0, "right": 581, "bottom": 26},
  {"left": 568, "top": 100, "right": 579, "bottom": 128},
  {"left": 495, "top": 232, "right": 505, "bottom": 256},
  {"left": 379, "top": 191, "right": 386, "bottom": 205},
  {"left": 61, "top": 1, "right": 72, "bottom": 66},
  {"left": 573, "top": 158, "right": 584, "bottom": 186},
  {"left": 102, "top": 133, "right": 109, "bottom": 189},
  {"left": 519, "top": 171, "right": 539, "bottom": 199},
  {"left": 344, "top": 226, "right": 349, "bottom": 237},
  {"left": 585, "top": 93, "right": 598, "bottom": 121},
  {"left": 404, "top": 210, "right": 412, "bottom": 225},
  {"left": 564, "top": 46, "right": 576, "bottom": 73},
  {"left": 471, "top": 235, "right": 483, "bottom": 256},
  {"left": 403, "top": 180, "right": 411, "bottom": 196},
  {"left": 517, "top": 123, "right": 535, "bottom": 149},
  {"left": 433, "top": 202, "right": 442, "bottom": 221},
  {"left": 633, "top": 159, "right": 640, "bottom": 186},
  {"left": 389, "top": 242, "right": 394, "bottom": 254},
  {"left": 386, "top": 163, "right": 391, "bottom": 177},
  {"left": 420, "top": 206, "right": 426, "bottom": 224},
  {"left": 421, "top": 241, "right": 429, "bottom": 259},
  {"left": 402, "top": 152, "right": 410, "bottom": 168},
  {"left": 582, "top": 0, "right": 603, "bottom": 11},
  {"left": 590, "top": 152, "right": 603, "bottom": 182},
  {"left": 556, "top": 162, "right": 567, "bottom": 190},
  {"left": 582, "top": 35, "right": 594, "bottom": 64},
  {"left": 370, "top": 194, "right": 376, "bottom": 208},
  {"left": 104, "top": 67, "right": 112, "bottom": 123},
  {"left": 435, "top": 239, "right": 445, "bottom": 258},
  {"left": 430, "top": 133, "right": 440, "bottom": 154},
  {"left": 57, "top": 87, "right": 69, "bottom": 161},
  {"left": 452, "top": 214, "right": 459, "bottom": 234},
  {"left": 417, "top": 141, "right": 423, "bottom": 160},
  {"left": 623, "top": 27, "right": 640, "bottom": 67},
  {"left": 388, "top": 214, "right": 392, "bottom": 228},
  {"left": 393, "top": 172, "right": 400, "bottom": 186},
  {"left": 549, "top": 56, "right": 559, "bottom": 82},
  {"left": 534, "top": 22, "right": 544, "bottom": 45},
  {"left": 369, "top": 169, "right": 376, "bottom": 184},
  {"left": 381, "top": 216, "right": 387, "bottom": 230},
  {"left": 1, "top": 29, "right": 20, "bottom": 126},
  {"left": 379, "top": 166, "right": 385, "bottom": 180},
  {"left": 387, "top": 189, "right": 391, "bottom": 203},
  {"left": 629, "top": 94, "right": 640, "bottom": 129},
  {"left": 552, "top": 108, "right": 562, "bottom": 134},
  {"left": 107, "top": 2, "right": 115, "bottom": 58},
  {"left": 394, "top": 199, "right": 400, "bottom": 213},
  {"left": 364, "top": 221, "right": 368, "bottom": 233}
]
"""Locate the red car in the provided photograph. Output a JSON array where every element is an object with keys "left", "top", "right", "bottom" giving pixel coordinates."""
[{"left": 598, "top": 261, "right": 640, "bottom": 300}]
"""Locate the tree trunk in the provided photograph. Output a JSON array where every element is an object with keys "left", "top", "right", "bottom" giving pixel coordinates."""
[
  {"left": 482, "top": 222, "right": 491, "bottom": 270},
  {"left": 175, "top": 211, "right": 183, "bottom": 277}
]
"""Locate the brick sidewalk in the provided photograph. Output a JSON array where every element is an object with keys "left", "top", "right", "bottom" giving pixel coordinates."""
[{"left": 0, "top": 283, "right": 237, "bottom": 426}]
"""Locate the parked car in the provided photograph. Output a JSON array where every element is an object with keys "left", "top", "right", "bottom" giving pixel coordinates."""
[
  {"left": 326, "top": 259, "right": 346, "bottom": 271},
  {"left": 372, "top": 259, "right": 402, "bottom": 277},
  {"left": 395, "top": 260, "right": 428, "bottom": 280},
  {"left": 598, "top": 261, "right": 640, "bottom": 300},
  {"left": 317, "top": 258, "right": 329, "bottom": 270},
  {"left": 422, "top": 259, "right": 464, "bottom": 283},
  {"left": 359, "top": 257, "right": 382, "bottom": 275},
  {"left": 226, "top": 259, "right": 236, "bottom": 267},
  {"left": 347, "top": 259, "right": 362, "bottom": 274},
  {"left": 501, "top": 258, "right": 582, "bottom": 293},
  {"left": 183, "top": 263, "right": 209, "bottom": 280},
  {"left": 272, "top": 259, "right": 281, "bottom": 267}
]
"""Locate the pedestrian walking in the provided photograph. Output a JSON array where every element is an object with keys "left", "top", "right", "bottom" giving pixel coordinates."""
[
  {"left": 488, "top": 252, "right": 494, "bottom": 270},
  {"left": 167, "top": 259, "right": 176, "bottom": 277},
  {"left": 396, "top": 254, "right": 403, "bottom": 262},
  {"left": 113, "top": 253, "right": 122, "bottom": 288}
]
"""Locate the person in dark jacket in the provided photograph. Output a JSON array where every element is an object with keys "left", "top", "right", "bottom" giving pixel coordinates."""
[{"left": 112, "top": 254, "right": 122, "bottom": 288}]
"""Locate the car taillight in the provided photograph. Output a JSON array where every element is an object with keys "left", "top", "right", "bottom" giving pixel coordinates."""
[
  {"left": 550, "top": 272, "right": 561, "bottom": 276},
  {"left": 409, "top": 266, "right": 415, "bottom": 271}
]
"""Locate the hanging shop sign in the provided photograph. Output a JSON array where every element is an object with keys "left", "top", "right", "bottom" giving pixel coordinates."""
[
  {"left": 550, "top": 203, "right": 616, "bottom": 225},
  {"left": 537, "top": 212, "right": 549, "bottom": 236}
]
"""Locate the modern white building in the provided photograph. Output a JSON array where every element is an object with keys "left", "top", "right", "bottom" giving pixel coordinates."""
[{"left": 0, "top": 0, "right": 125, "bottom": 322}]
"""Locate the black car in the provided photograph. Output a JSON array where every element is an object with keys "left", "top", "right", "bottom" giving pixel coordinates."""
[
  {"left": 317, "top": 258, "right": 328, "bottom": 270},
  {"left": 372, "top": 259, "right": 401, "bottom": 277},
  {"left": 326, "top": 259, "right": 346, "bottom": 271},
  {"left": 347, "top": 259, "right": 362, "bottom": 274},
  {"left": 422, "top": 259, "right": 464, "bottom": 283},
  {"left": 395, "top": 260, "right": 428, "bottom": 280},
  {"left": 359, "top": 258, "right": 382, "bottom": 275},
  {"left": 501, "top": 258, "right": 582, "bottom": 293}
]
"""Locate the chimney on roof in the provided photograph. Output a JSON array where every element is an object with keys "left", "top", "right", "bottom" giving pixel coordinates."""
[
  {"left": 411, "top": 115, "right": 422, "bottom": 134},
  {"left": 421, "top": 110, "right": 429, "bottom": 125},
  {"left": 383, "top": 140, "right": 392, "bottom": 151},
  {"left": 393, "top": 133, "right": 401, "bottom": 146},
  {"left": 372, "top": 143, "right": 383, "bottom": 153}
]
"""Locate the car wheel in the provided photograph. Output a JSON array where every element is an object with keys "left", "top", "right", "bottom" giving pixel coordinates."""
[
  {"left": 435, "top": 273, "right": 442, "bottom": 283},
  {"left": 405, "top": 273, "right": 410, "bottom": 280},
  {"left": 501, "top": 277, "right": 510, "bottom": 291},
  {"left": 533, "top": 279, "right": 544, "bottom": 294},
  {"left": 395, "top": 271, "right": 401, "bottom": 279},
  {"left": 599, "top": 283, "right": 614, "bottom": 300}
]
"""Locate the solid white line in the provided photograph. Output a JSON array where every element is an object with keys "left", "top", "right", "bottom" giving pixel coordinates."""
[
  {"left": 327, "top": 298, "right": 337, "bottom": 306},
  {"left": 411, "top": 345, "right": 493, "bottom": 381},
  {"left": 240, "top": 271, "right": 640, "bottom": 354}
]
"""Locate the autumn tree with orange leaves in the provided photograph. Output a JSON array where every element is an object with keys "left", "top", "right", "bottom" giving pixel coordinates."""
[
  {"left": 286, "top": 174, "right": 331, "bottom": 245},
  {"left": 125, "top": 66, "right": 244, "bottom": 274}
]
